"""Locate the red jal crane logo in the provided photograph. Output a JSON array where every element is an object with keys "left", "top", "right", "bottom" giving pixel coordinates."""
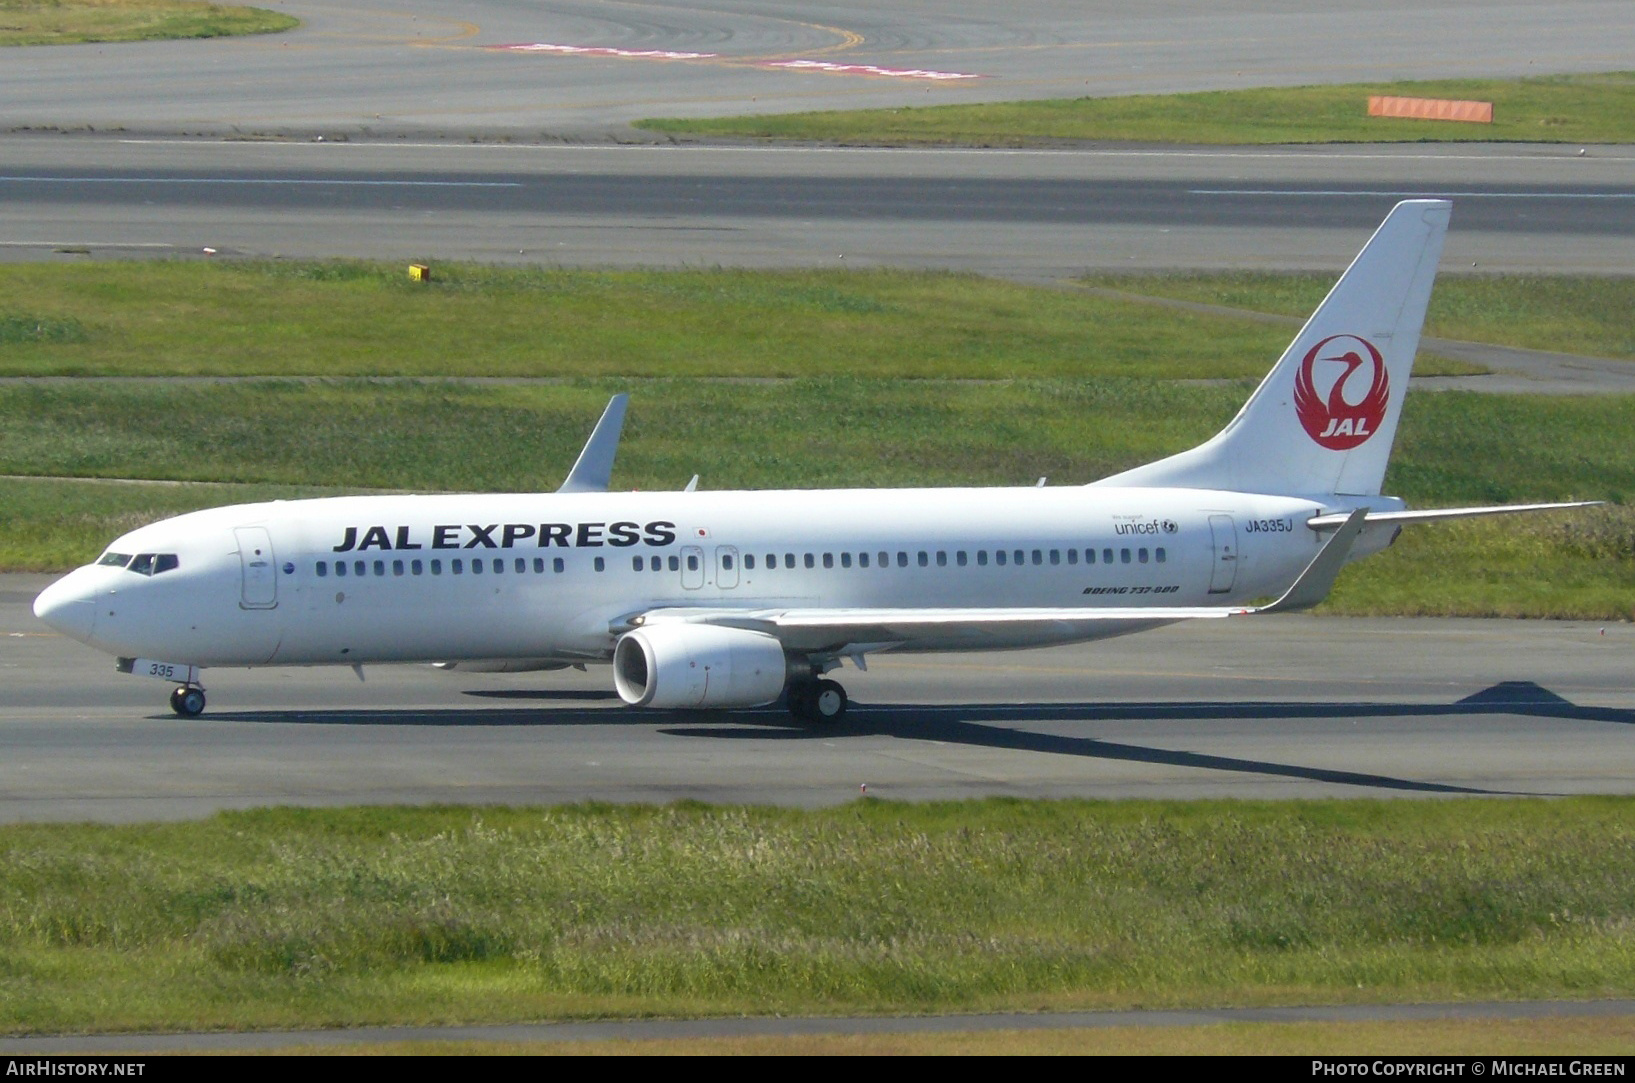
[{"left": 1293, "top": 334, "right": 1389, "bottom": 450}]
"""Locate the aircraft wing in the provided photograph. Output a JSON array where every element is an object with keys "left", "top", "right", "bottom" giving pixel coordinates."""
[
  {"left": 557, "top": 394, "right": 629, "bottom": 493},
  {"left": 618, "top": 511, "right": 1367, "bottom": 653}
]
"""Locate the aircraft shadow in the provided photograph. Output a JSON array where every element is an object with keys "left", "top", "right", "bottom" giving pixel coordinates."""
[
  {"left": 461, "top": 689, "right": 621, "bottom": 702},
  {"left": 197, "top": 681, "right": 1619, "bottom": 797}
]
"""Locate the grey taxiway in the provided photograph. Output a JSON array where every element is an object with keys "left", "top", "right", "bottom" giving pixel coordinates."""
[{"left": 7, "top": 574, "right": 1635, "bottom": 823}]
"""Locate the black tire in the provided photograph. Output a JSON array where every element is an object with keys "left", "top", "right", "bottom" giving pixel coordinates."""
[
  {"left": 170, "top": 686, "right": 206, "bottom": 717},
  {"left": 786, "top": 681, "right": 815, "bottom": 721}
]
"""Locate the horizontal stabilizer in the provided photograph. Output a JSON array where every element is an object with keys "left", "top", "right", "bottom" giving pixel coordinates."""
[{"left": 1308, "top": 501, "right": 1602, "bottom": 530}]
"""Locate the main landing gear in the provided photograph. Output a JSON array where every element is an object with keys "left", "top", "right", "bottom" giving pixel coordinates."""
[
  {"left": 787, "top": 677, "right": 847, "bottom": 724},
  {"left": 169, "top": 684, "right": 206, "bottom": 717}
]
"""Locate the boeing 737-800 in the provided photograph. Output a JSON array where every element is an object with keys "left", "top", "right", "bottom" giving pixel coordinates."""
[{"left": 32, "top": 201, "right": 1591, "bottom": 722}]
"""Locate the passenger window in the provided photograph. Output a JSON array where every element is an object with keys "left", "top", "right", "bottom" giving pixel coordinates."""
[
  {"left": 515, "top": 558, "right": 526, "bottom": 574},
  {"left": 317, "top": 561, "right": 328, "bottom": 577},
  {"left": 977, "top": 550, "right": 988, "bottom": 566},
  {"left": 896, "top": 551, "right": 908, "bottom": 568},
  {"left": 916, "top": 551, "right": 928, "bottom": 567},
  {"left": 668, "top": 555, "right": 679, "bottom": 571},
  {"left": 493, "top": 558, "right": 504, "bottom": 574},
  {"left": 554, "top": 558, "right": 566, "bottom": 573},
  {"left": 431, "top": 559, "right": 442, "bottom": 575},
  {"left": 687, "top": 554, "right": 699, "bottom": 572},
  {"left": 335, "top": 562, "right": 347, "bottom": 578},
  {"left": 745, "top": 554, "right": 755, "bottom": 570},
  {"left": 534, "top": 558, "right": 545, "bottom": 573},
  {"left": 412, "top": 560, "right": 423, "bottom": 575},
  {"left": 1103, "top": 548, "right": 1114, "bottom": 564},
  {"left": 785, "top": 553, "right": 796, "bottom": 569},
  {"left": 936, "top": 551, "right": 947, "bottom": 567},
  {"left": 823, "top": 553, "right": 833, "bottom": 569},
  {"left": 804, "top": 553, "right": 815, "bottom": 569},
  {"left": 1139, "top": 548, "right": 1149, "bottom": 564},
  {"left": 473, "top": 560, "right": 484, "bottom": 575},
  {"left": 453, "top": 559, "right": 464, "bottom": 574},
  {"left": 1031, "top": 549, "right": 1042, "bottom": 566},
  {"left": 633, "top": 556, "right": 644, "bottom": 571},
  {"left": 877, "top": 552, "right": 888, "bottom": 568},
  {"left": 996, "top": 550, "right": 1007, "bottom": 566},
  {"left": 1049, "top": 550, "right": 1060, "bottom": 565},
  {"left": 1067, "top": 549, "right": 1077, "bottom": 565},
  {"left": 373, "top": 560, "right": 385, "bottom": 577},
  {"left": 1120, "top": 549, "right": 1131, "bottom": 564},
  {"left": 858, "top": 552, "right": 869, "bottom": 568},
  {"left": 392, "top": 560, "right": 404, "bottom": 576},
  {"left": 840, "top": 552, "right": 851, "bottom": 569},
  {"left": 956, "top": 551, "right": 967, "bottom": 567},
  {"left": 354, "top": 560, "right": 365, "bottom": 577},
  {"left": 724, "top": 554, "right": 735, "bottom": 570},
  {"left": 1156, "top": 548, "right": 1167, "bottom": 564}
]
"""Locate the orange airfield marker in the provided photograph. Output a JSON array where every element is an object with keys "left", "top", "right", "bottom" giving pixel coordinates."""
[{"left": 1367, "top": 95, "right": 1494, "bottom": 123}]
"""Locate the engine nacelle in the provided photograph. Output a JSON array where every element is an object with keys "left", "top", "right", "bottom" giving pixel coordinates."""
[{"left": 613, "top": 624, "right": 788, "bottom": 709}]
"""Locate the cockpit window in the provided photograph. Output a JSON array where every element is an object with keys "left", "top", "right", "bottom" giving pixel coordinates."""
[
  {"left": 125, "top": 553, "right": 179, "bottom": 576},
  {"left": 97, "top": 552, "right": 132, "bottom": 568}
]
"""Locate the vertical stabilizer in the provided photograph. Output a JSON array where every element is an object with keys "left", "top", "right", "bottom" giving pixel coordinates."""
[{"left": 1093, "top": 200, "right": 1450, "bottom": 498}]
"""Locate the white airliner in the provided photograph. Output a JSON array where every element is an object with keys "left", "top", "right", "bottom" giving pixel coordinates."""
[{"left": 33, "top": 200, "right": 1591, "bottom": 722}]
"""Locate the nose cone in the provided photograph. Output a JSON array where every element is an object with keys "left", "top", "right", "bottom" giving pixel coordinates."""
[{"left": 33, "top": 573, "right": 98, "bottom": 644}]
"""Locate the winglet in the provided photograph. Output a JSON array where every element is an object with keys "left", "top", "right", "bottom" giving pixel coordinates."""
[
  {"left": 557, "top": 394, "right": 629, "bottom": 493},
  {"left": 1255, "top": 508, "right": 1368, "bottom": 614}
]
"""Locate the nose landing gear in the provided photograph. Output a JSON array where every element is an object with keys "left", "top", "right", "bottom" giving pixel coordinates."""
[{"left": 169, "top": 684, "right": 206, "bottom": 717}]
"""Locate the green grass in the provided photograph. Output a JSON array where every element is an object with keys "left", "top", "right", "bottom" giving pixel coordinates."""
[
  {"left": 4, "top": 799, "right": 1635, "bottom": 1034},
  {"left": 1087, "top": 273, "right": 1635, "bottom": 361},
  {"left": 637, "top": 73, "right": 1635, "bottom": 146},
  {"left": 0, "top": 262, "right": 1330, "bottom": 380},
  {"left": 0, "top": 0, "right": 296, "bottom": 47},
  {"left": 210, "top": 1017, "right": 1635, "bottom": 1054},
  {"left": 17, "top": 261, "right": 1602, "bottom": 380}
]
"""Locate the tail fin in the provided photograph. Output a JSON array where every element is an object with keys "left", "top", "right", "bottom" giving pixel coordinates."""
[{"left": 1094, "top": 199, "right": 1450, "bottom": 498}]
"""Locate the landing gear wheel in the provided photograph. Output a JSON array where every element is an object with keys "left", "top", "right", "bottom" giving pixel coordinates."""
[
  {"left": 169, "top": 685, "right": 206, "bottom": 717},
  {"left": 789, "top": 678, "right": 847, "bottom": 724},
  {"left": 810, "top": 679, "right": 847, "bottom": 723}
]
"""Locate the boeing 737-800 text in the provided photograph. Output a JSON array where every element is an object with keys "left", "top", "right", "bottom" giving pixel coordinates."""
[{"left": 32, "top": 201, "right": 1591, "bottom": 722}]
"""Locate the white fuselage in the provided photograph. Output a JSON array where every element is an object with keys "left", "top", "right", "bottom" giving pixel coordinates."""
[{"left": 34, "top": 485, "right": 1391, "bottom": 670}]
